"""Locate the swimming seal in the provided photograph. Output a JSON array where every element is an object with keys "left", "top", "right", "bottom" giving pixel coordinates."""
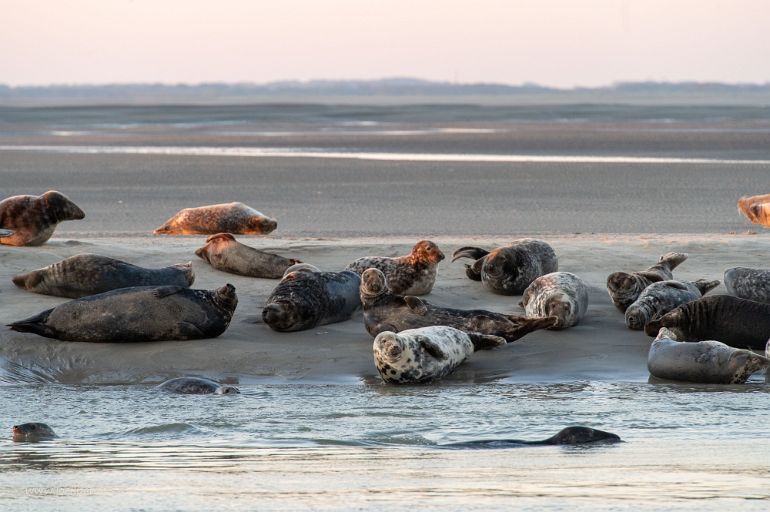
[
  {"left": 724, "top": 267, "right": 770, "bottom": 303},
  {"left": 195, "top": 233, "right": 300, "bottom": 278},
  {"left": 520, "top": 271, "right": 589, "bottom": 330},
  {"left": 737, "top": 193, "right": 770, "bottom": 228},
  {"left": 157, "top": 377, "right": 240, "bottom": 395},
  {"left": 346, "top": 240, "right": 445, "bottom": 295},
  {"left": 444, "top": 426, "right": 621, "bottom": 448},
  {"left": 0, "top": 191, "right": 85, "bottom": 246},
  {"left": 625, "top": 279, "right": 720, "bottom": 330},
  {"left": 606, "top": 252, "right": 688, "bottom": 312},
  {"left": 154, "top": 202, "right": 277, "bottom": 235},
  {"left": 12, "top": 423, "right": 57, "bottom": 442}
]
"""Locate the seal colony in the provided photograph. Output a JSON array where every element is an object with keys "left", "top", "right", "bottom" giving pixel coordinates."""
[{"left": 0, "top": 190, "right": 85, "bottom": 246}]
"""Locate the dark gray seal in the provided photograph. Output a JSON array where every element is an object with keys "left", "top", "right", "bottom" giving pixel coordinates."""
[
  {"left": 195, "top": 233, "right": 300, "bottom": 278},
  {"left": 520, "top": 271, "right": 589, "bottom": 330},
  {"left": 606, "top": 252, "right": 688, "bottom": 312},
  {"left": 12, "top": 423, "right": 57, "bottom": 442},
  {"left": 0, "top": 190, "right": 85, "bottom": 246},
  {"left": 361, "top": 268, "right": 556, "bottom": 342},
  {"left": 724, "top": 267, "right": 770, "bottom": 303},
  {"left": 625, "top": 279, "right": 720, "bottom": 330},
  {"left": 452, "top": 239, "right": 558, "bottom": 295},
  {"left": 12, "top": 254, "right": 195, "bottom": 298},
  {"left": 157, "top": 377, "right": 240, "bottom": 395},
  {"left": 154, "top": 202, "right": 277, "bottom": 235},
  {"left": 444, "top": 426, "right": 621, "bottom": 448},
  {"left": 8, "top": 284, "right": 238, "bottom": 342}
]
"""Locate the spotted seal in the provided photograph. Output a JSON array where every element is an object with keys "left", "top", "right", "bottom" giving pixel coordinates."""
[
  {"left": 8, "top": 284, "right": 237, "bottom": 342},
  {"left": 520, "top": 271, "right": 589, "bottom": 330},
  {"left": 444, "top": 426, "right": 621, "bottom": 448},
  {"left": 157, "top": 377, "right": 240, "bottom": 395},
  {"left": 724, "top": 267, "right": 770, "bottom": 303},
  {"left": 195, "top": 233, "right": 300, "bottom": 278},
  {"left": 0, "top": 191, "right": 85, "bottom": 246},
  {"left": 12, "top": 254, "right": 195, "bottom": 298},
  {"left": 154, "top": 202, "right": 277, "bottom": 235},
  {"left": 361, "top": 268, "right": 556, "bottom": 342},
  {"left": 625, "top": 279, "right": 720, "bottom": 330},
  {"left": 606, "top": 252, "right": 688, "bottom": 312},
  {"left": 737, "top": 193, "right": 770, "bottom": 228},
  {"left": 373, "top": 326, "right": 506, "bottom": 384},
  {"left": 12, "top": 423, "right": 57, "bottom": 442}
]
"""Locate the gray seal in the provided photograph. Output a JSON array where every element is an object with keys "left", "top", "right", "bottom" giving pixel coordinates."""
[
  {"left": 361, "top": 268, "right": 556, "bottom": 342},
  {"left": 606, "top": 252, "right": 688, "bottom": 312},
  {"left": 157, "top": 377, "right": 239, "bottom": 395},
  {"left": 452, "top": 239, "right": 558, "bottom": 295},
  {"left": 12, "top": 423, "right": 57, "bottom": 442},
  {"left": 625, "top": 279, "right": 720, "bottom": 330},
  {"left": 8, "top": 284, "right": 238, "bottom": 342},
  {"left": 12, "top": 254, "right": 195, "bottom": 298},
  {"left": 195, "top": 233, "right": 300, "bottom": 278},
  {"left": 154, "top": 202, "right": 277, "bottom": 236},
  {"left": 724, "top": 267, "right": 770, "bottom": 303},
  {"left": 0, "top": 190, "right": 85, "bottom": 246},
  {"left": 520, "top": 271, "right": 589, "bottom": 330},
  {"left": 373, "top": 326, "right": 506, "bottom": 384},
  {"left": 443, "top": 426, "right": 621, "bottom": 448}
]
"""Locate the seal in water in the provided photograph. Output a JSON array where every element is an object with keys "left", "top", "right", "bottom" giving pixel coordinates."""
[
  {"left": 643, "top": 295, "right": 770, "bottom": 350},
  {"left": 625, "top": 279, "right": 720, "bottom": 330},
  {"left": 737, "top": 193, "right": 770, "bottom": 228},
  {"left": 346, "top": 240, "right": 445, "bottom": 296},
  {"left": 195, "top": 233, "right": 300, "bottom": 279},
  {"left": 12, "top": 254, "right": 195, "bottom": 299},
  {"left": 606, "top": 252, "right": 688, "bottom": 312},
  {"left": 444, "top": 426, "right": 621, "bottom": 448},
  {"left": 520, "top": 271, "right": 589, "bottom": 330},
  {"left": 8, "top": 284, "right": 238, "bottom": 342},
  {"left": 361, "top": 268, "right": 556, "bottom": 342},
  {"left": 647, "top": 327, "right": 770, "bottom": 384},
  {"left": 452, "top": 239, "right": 558, "bottom": 295},
  {"left": 12, "top": 423, "right": 57, "bottom": 442},
  {"left": 724, "top": 267, "right": 770, "bottom": 303},
  {"left": 157, "top": 377, "right": 240, "bottom": 394},
  {"left": 0, "top": 191, "right": 85, "bottom": 246},
  {"left": 262, "top": 268, "right": 361, "bottom": 332},
  {"left": 153, "top": 202, "right": 277, "bottom": 236},
  {"left": 373, "top": 326, "right": 506, "bottom": 384}
]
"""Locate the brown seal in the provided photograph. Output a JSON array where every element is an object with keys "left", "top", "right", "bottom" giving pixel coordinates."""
[
  {"left": 606, "top": 252, "right": 688, "bottom": 312},
  {"left": 737, "top": 193, "right": 770, "bottom": 228},
  {"left": 153, "top": 202, "right": 277, "bottom": 235},
  {"left": 195, "top": 233, "right": 300, "bottom": 278},
  {"left": 0, "top": 191, "right": 85, "bottom": 246}
]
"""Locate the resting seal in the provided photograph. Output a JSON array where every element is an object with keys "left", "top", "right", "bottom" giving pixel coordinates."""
[
  {"left": 606, "top": 252, "right": 688, "bottom": 312},
  {"left": 157, "top": 377, "right": 239, "bottom": 395},
  {"left": 196, "top": 233, "right": 300, "bottom": 278},
  {"left": 737, "top": 193, "right": 770, "bottom": 228},
  {"left": 724, "top": 267, "right": 770, "bottom": 303},
  {"left": 154, "top": 202, "right": 277, "bottom": 235},
  {"left": 12, "top": 423, "right": 57, "bottom": 442},
  {"left": 8, "top": 284, "right": 237, "bottom": 342},
  {"left": 13, "top": 254, "right": 195, "bottom": 298},
  {"left": 346, "top": 240, "right": 444, "bottom": 296},
  {"left": 625, "top": 279, "right": 720, "bottom": 330},
  {"left": 361, "top": 268, "right": 556, "bottom": 342},
  {"left": 0, "top": 191, "right": 85, "bottom": 246},
  {"left": 444, "top": 426, "right": 621, "bottom": 448},
  {"left": 520, "top": 271, "right": 589, "bottom": 330},
  {"left": 647, "top": 327, "right": 770, "bottom": 384},
  {"left": 373, "top": 326, "right": 506, "bottom": 384},
  {"left": 452, "top": 239, "right": 558, "bottom": 295}
]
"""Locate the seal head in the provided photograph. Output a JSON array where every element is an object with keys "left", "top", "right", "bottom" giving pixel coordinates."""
[{"left": 12, "top": 423, "right": 57, "bottom": 442}]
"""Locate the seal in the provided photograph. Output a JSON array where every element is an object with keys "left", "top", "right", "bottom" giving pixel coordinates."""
[
  {"left": 724, "top": 267, "right": 770, "bottom": 303},
  {"left": 737, "top": 193, "right": 770, "bottom": 228},
  {"left": 8, "top": 284, "right": 238, "bottom": 342},
  {"left": 520, "top": 271, "right": 589, "bottom": 330},
  {"left": 262, "top": 268, "right": 361, "bottom": 332},
  {"left": 12, "top": 423, "right": 57, "bottom": 442},
  {"left": 12, "top": 254, "right": 195, "bottom": 299},
  {"left": 625, "top": 279, "right": 720, "bottom": 330},
  {"left": 443, "top": 426, "right": 621, "bottom": 448},
  {"left": 153, "top": 202, "right": 277, "bottom": 236},
  {"left": 452, "top": 239, "right": 558, "bottom": 295},
  {"left": 606, "top": 252, "right": 688, "bottom": 312},
  {"left": 372, "top": 326, "right": 506, "bottom": 384},
  {"left": 647, "top": 327, "right": 770, "bottom": 384},
  {"left": 0, "top": 190, "right": 85, "bottom": 246},
  {"left": 346, "top": 240, "right": 445, "bottom": 296},
  {"left": 195, "top": 233, "right": 300, "bottom": 278},
  {"left": 643, "top": 295, "right": 770, "bottom": 350},
  {"left": 361, "top": 268, "right": 557, "bottom": 342},
  {"left": 157, "top": 377, "right": 240, "bottom": 395}
]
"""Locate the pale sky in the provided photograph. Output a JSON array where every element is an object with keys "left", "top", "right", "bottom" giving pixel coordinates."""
[{"left": 2, "top": 0, "right": 769, "bottom": 87}]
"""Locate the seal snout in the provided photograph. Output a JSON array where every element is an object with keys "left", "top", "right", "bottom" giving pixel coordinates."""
[{"left": 260, "top": 218, "right": 278, "bottom": 234}]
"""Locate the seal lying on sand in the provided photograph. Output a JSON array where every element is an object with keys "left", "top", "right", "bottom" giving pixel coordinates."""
[
  {"left": 724, "top": 267, "right": 770, "bottom": 303},
  {"left": 195, "top": 233, "right": 300, "bottom": 278},
  {"left": 625, "top": 279, "right": 720, "bottom": 330},
  {"left": 12, "top": 254, "right": 195, "bottom": 298},
  {"left": 520, "top": 272, "right": 589, "bottom": 330},
  {"left": 737, "top": 193, "right": 770, "bottom": 228},
  {"left": 0, "top": 191, "right": 85, "bottom": 246},
  {"left": 607, "top": 252, "right": 688, "bottom": 312},
  {"left": 444, "top": 426, "right": 621, "bottom": 448},
  {"left": 452, "top": 239, "right": 558, "bottom": 295},
  {"left": 12, "top": 423, "right": 57, "bottom": 442},
  {"left": 154, "top": 202, "right": 277, "bottom": 236},
  {"left": 647, "top": 327, "right": 770, "bottom": 384},
  {"left": 346, "top": 240, "right": 444, "bottom": 296},
  {"left": 157, "top": 377, "right": 240, "bottom": 395},
  {"left": 361, "top": 268, "right": 556, "bottom": 342},
  {"left": 8, "top": 284, "right": 237, "bottom": 342},
  {"left": 373, "top": 326, "right": 506, "bottom": 384}
]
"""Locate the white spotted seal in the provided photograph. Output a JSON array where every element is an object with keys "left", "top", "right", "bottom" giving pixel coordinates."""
[
  {"left": 8, "top": 284, "right": 237, "bottom": 342},
  {"left": 443, "top": 426, "right": 621, "bottom": 448},
  {"left": 625, "top": 279, "right": 720, "bottom": 330},
  {"left": 361, "top": 268, "right": 556, "bottom": 342},
  {"left": 195, "top": 233, "right": 300, "bottom": 278},
  {"left": 724, "top": 267, "right": 770, "bottom": 303},
  {"left": 0, "top": 191, "right": 85, "bottom": 246},
  {"left": 520, "top": 272, "right": 589, "bottom": 330},
  {"left": 737, "top": 193, "right": 770, "bottom": 228},
  {"left": 452, "top": 239, "right": 558, "bottom": 295},
  {"left": 12, "top": 423, "right": 57, "bottom": 442},
  {"left": 648, "top": 327, "right": 770, "bottom": 384},
  {"left": 154, "top": 202, "right": 277, "bottom": 236},
  {"left": 157, "top": 377, "right": 239, "bottom": 395},
  {"left": 12, "top": 254, "right": 195, "bottom": 298},
  {"left": 606, "top": 252, "right": 688, "bottom": 312},
  {"left": 346, "top": 240, "right": 444, "bottom": 296},
  {"left": 373, "top": 326, "right": 506, "bottom": 384}
]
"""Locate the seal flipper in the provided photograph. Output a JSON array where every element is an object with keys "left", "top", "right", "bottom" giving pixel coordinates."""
[
  {"left": 418, "top": 337, "right": 448, "bottom": 360},
  {"left": 467, "top": 332, "right": 507, "bottom": 351},
  {"left": 175, "top": 321, "right": 206, "bottom": 339},
  {"left": 152, "top": 286, "right": 187, "bottom": 299},
  {"left": 662, "top": 281, "right": 688, "bottom": 290},
  {"left": 8, "top": 309, "right": 57, "bottom": 338},
  {"left": 404, "top": 296, "right": 428, "bottom": 315},
  {"left": 451, "top": 247, "right": 490, "bottom": 263},
  {"left": 693, "top": 279, "right": 720, "bottom": 295}
]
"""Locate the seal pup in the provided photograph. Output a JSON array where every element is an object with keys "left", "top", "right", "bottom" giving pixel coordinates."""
[
  {"left": 0, "top": 191, "right": 85, "bottom": 246},
  {"left": 520, "top": 272, "right": 589, "bottom": 330},
  {"left": 157, "top": 377, "right": 240, "bottom": 395},
  {"left": 195, "top": 233, "right": 300, "bottom": 279},
  {"left": 346, "top": 240, "right": 444, "bottom": 296},
  {"left": 606, "top": 252, "right": 688, "bottom": 312},
  {"left": 647, "top": 327, "right": 770, "bottom": 384},
  {"left": 373, "top": 326, "right": 506, "bottom": 384},
  {"left": 153, "top": 202, "right": 277, "bottom": 236},
  {"left": 444, "top": 426, "right": 621, "bottom": 448},
  {"left": 452, "top": 239, "right": 558, "bottom": 295},
  {"left": 724, "top": 267, "right": 770, "bottom": 303},
  {"left": 12, "top": 254, "right": 195, "bottom": 298},
  {"left": 361, "top": 268, "right": 557, "bottom": 342},
  {"left": 625, "top": 279, "right": 720, "bottom": 330},
  {"left": 8, "top": 284, "right": 237, "bottom": 342},
  {"left": 12, "top": 423, "right": 57, "bottom": 442},
  {"left": 737, "top": 193, "right": 770, "bottom": 228},
  {"left": 263, "top": 268, "right": 361, "bottom": 332}
]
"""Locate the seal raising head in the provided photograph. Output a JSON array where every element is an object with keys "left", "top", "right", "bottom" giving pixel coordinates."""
[
  {"left": 0, "top": 190, "right": 85, "bottom": 246},
  {"left": 154, "top": 202, "right": 277, "bottom": 236},
  {"left": 12, "top": 423, "right": 57, "bottom": 442}
]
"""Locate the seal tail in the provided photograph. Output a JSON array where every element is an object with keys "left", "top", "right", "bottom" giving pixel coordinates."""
[
  {"left": 693, "top": 279, "right": 720, "bottom": 296},
  {"left": 658, "top": 252, "right": 688, "bottom": 271},
  {"left": 7, "top": 309, "right": 56, "bottom": 339},
  {"left": 467, "top": 332, "right": 507, "bottom": 351},
  {"left": 451, "top": 247, "right": 489, "bottom": 263}
]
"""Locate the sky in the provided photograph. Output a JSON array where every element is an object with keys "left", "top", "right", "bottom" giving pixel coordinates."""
[{"left": 2, "top": 0, "right": 769, "bottom": 87}]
